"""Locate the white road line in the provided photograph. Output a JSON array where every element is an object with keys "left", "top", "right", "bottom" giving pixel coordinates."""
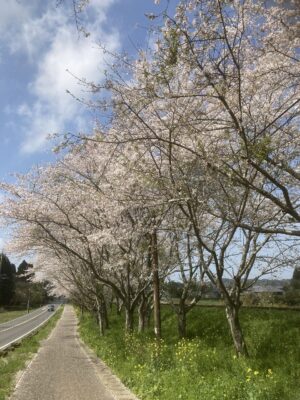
[
  {"left": 0, "top": 307, "right": 60, "bottom": 351},
  {"left": 0, "top": 310, "right": 47, "bottom": 333}
]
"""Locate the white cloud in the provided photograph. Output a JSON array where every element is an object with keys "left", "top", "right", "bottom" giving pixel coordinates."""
[
  {"left": 1, "top": 0, "right": 119, "bottom": 154},
  {"left": 0, "top": 0, "right": 33, "bottom": 31},
  {"left": 9, "top": 7, "right": 68, "bottom": 58},
  {"left": 0, "top": 0, "right": 40, "bottom": 57}
]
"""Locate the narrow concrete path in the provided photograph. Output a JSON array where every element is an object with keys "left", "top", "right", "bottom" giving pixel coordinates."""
[{"left": 10, "top": 306, "right": 116, "bottom": 400}]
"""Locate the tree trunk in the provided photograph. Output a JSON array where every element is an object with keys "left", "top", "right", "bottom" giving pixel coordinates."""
[
  {"left": 225, "top": 303, "right": 248, "bottom": 357},
  {"left": 177, "top": 308, "right": 187, "bottom": 338},
  {"left": 138, "top": 295, "right": 148, "bottom": 333},
  {"left": 102, "top": 298, "right": 109, "bottom": 330},
  {"left": 146, "top": 302, "right": 152, "bottom": 329},
  {"left": 125, "top": 308, "right": 134, "bottom": 332},
  {"left": 109, "top": 292, "right": 114, "bottom": 311},
  {"left": 138, "top": 302, "right": 145, "bottom": 333},
  {"left": 116, "top": 297, "right": 123, "bottom": 315},
  {"left": 95, "top": 297, "right": 104, "bottom": 336},
  {"left": 151, "top": 230, "right": 161, "bottom": 339}
]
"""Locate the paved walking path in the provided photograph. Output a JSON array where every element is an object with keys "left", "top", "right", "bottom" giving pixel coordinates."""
[{"left": 10, "top": 305, "right": 138, "bottom": 400}]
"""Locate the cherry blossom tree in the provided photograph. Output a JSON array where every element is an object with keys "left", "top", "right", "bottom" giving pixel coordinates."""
[
  {"left": 0, "top": 143, "right": 159, "bottom": 332},
  {"left": 165, "top": 229, "right": 205, "bottom": 338},
  {"left": 91, "top": 0, "right": 299, "bottom": 237}
]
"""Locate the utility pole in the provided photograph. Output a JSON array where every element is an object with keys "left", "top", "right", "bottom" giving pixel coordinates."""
[
  {"left": 151, "top": 228, "right": 161, "bottom": 340},
  {"left": 27, "top": 289, "right": 30, "bottom": 313}
]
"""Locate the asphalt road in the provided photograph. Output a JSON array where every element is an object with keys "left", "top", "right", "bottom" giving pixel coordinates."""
[
  {"left": 10, "top": 306, "right": 116, "bottom": 400},
  {"left": 0, "top": 305, "right": 58, "bottom": 351}
]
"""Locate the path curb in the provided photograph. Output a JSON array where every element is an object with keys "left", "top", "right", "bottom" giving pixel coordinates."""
[{"left": 77, "top": 337, "right": 140, "bottom": 400}]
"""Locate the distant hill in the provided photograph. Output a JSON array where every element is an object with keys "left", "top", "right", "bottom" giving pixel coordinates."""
[{"left": 222, "top": 278, "right": 290, "bottom": 288}]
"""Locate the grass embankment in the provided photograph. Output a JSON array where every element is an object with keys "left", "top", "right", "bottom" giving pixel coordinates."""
[
  {"left": 79, "top": 306, "right": 300, "bottom": 400},
  {"left": 0, "top": 311, "right": 27, "bottom": 325},
  {"left": 0, "top": 306, "right": 63, "bottom": 400},
  {"left": 0, "top": 310, "right": 36, "bottom": 324}
]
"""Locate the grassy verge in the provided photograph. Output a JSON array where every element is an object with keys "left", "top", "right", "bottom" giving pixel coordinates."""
[
  {"left": 78, "top": 306, "right": 300, "bottom": 400},
  {"left": 0, "top": 310, "right": 36, "bottom": 324},
  {"left": 0, "top": 306, "right": 63, "bottom": 400}
]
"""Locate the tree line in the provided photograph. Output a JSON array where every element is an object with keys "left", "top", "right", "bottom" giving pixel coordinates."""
[
  {"left": 0, "top": 0, "right": 299, "bottom": 357},
  {"left": 0, "top": 255, "right": 49, "bottom": 309}
]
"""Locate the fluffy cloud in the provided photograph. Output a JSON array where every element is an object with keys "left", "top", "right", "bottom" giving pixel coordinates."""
[
  {"left": 2, "top": 0, "right": 119, "bottom": 153},
  {"left": 0, "top": 0, "right": 33, "bottom": 32},
  {"left": 0, "top": 0, "right": 42, "bottom": 57}
]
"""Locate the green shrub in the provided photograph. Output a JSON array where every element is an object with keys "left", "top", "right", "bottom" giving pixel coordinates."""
[{"left": 284, "top": 290, "right": 300, "bottom": 306}]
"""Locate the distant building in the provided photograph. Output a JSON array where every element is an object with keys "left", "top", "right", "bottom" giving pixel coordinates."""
[{"left": 246, "top": 285, "right": 284, "bottom": 296}]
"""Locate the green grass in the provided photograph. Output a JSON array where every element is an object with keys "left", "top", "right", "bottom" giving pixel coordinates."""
[
  {"left": 196, "top": 298, "right": 223, "bottom": 306},
  {"left": 0, "top": 310, "right": 33, "bottom": 324},
  {"left": 0, "top": 306, "right": 63, "bottom": 400},
  {"left": 78, "top": 306, "right": 300, "bottom": 400},
  {"left": 165, "top": 298, "right": 224, "bottom": 307}
]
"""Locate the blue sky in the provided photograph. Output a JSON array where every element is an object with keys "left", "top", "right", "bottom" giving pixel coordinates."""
[
  {"left": 0, "top": 0, "right": 162, "bottom": 175},
  {"left": 0, "top": 0, "right": 167, "bottom": 253}
]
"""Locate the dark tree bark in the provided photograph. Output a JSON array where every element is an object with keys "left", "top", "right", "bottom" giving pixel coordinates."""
[
  {"left": 138, "top": 296, "right": 147, "bottom": 333},
  {"left": 138, "top": 292, "right": 152, "bottom": 332},
  {"left": 125, "top": 308, "right": 134, "bottom": 332},
  {"left": 95, "top": 296, "right": 105, "bottom": 336},
  {"left": 177, "top": 307, "right": 187, "bottom": 339},
  {"left": 225, "top": 302, "right": 248, "bottom": 357},
  {"left": 94, "top": 292, "right": 110, "bottom": 335},
  {"left": 116, "top": 297, "right": 123, "bottom": 315},
  {"left": 102, "top": 297, "right": 109, "bottom": 330}
]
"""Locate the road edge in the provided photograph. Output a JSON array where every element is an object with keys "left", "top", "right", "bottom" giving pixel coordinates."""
[
  {"left": 7, "top": 307, "right": 64, "bottom": 400},
  {"left": 0, "top": 306, "right": 61, "bottom": 353}
]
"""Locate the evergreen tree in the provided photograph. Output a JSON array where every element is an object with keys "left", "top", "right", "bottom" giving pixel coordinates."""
[
  {"left": 290, "top": 267, "right": 300, "bottom": 290},
  {"left": 284, "top": 267, "right": 300, "bottom": 305},
  {"left": 16, "top": 260, "right": 34, "bottom": 282},
  {"left": 0, "top": 253, "right": 16, "bottom": 306}
]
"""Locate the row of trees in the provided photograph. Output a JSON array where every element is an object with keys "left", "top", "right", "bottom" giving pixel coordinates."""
[
  {"left": 0, "top": 0, "right": 299, "bottom": 356},
  {"left": 0, "top": 255, "right": 49, "bottom": 308}
]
